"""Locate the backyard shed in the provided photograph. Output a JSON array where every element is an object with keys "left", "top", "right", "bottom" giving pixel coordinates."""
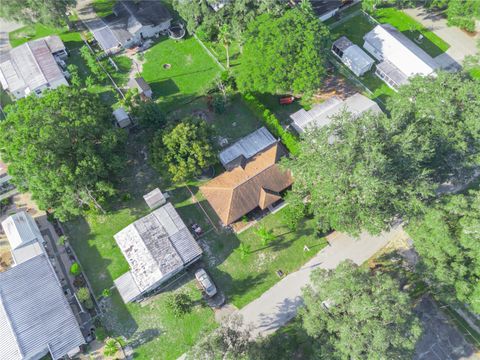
[
  {"left": 113, "top": 203, "right": 203, "bottom": 303},
  {"left": 143, "top": 188, "right": 167, "bottom": 209},
  {"left": 128, "top": 76, "right": 152, "bottom": 99},
  {"left": 219, "top": 127, "right": 277, "bottom": 170},
  {"left": 0, "top": 254, "right": 85, "bottom": 360},
  {"left": 332, "top": 36, "right": 374, "bottom": 76},
  {"left": 113, "top": 107, "right": 131, "bottom": 128},
  {"left": 290, "top": 93, "right": 382, "bottom": 134}
]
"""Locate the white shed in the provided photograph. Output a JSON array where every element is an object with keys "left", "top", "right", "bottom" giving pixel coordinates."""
[
  {"left": 332, "top": 36, "right": 374, "bottom": 77},
  {"left": 143, "top": 188, "right": 166, "bottom": 209},
  {"left": 113, "top": 107, "right": 131, "bottom": 128}
]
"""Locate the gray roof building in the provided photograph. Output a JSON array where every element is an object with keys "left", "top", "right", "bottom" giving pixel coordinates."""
[
  {"left": 290, "top": 93, "right": 382, "bottom": 134},
  {"left": 1, "top": 212, "right": 45, "bottom": 265},
  {"left": 0, "top": 36, "right": 68, "bottom": 99},
  {"left": 219, "top": 127, "right": 277, "bottom": 170},
  {"left": 332, "top": 36, "right": 375, "bottom": 77},
  {"left": 89, "top": 0, "right": 172, "bottom": 53},
  {"left": 0, "top": 254, "right": 85, "bottom": 360},
  {"left": 114, "top": 203, "right": 202, "bottom": 303}
]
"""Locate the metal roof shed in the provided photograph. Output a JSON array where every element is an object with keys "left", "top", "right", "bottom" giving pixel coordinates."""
[
  {"left": 143, "top": 188, "right": 166, "bottom": 209},
  {"left": 113, "top": 107, "right": 131, "bottom": 128}
]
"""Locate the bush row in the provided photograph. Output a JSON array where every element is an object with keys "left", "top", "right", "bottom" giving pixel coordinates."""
[{"left": 242, "top": 93, "right": 300, "bottom": 156}]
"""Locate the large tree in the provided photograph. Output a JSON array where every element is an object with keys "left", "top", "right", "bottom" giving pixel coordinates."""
[
  {"left": 301, "top": 261, "right": 422, "bottom": 359},
  {"left": 0, "top": 0, "right": 75, "bottom": 27},
  {"left": 237, "top": 3, "right": 330, "bottom": 95},
  {"left": 286, "top": 73, "right": 480, "bottom": 235},
  {"left": 407, "top": 190, "right": 480, "bottom": 313},
  {"left": 150, "top": 117, "right": 216, "bottom": 183},
  {"left": 0, "top": 87, "right": 126, "bottom": 220},
  {"left": 284, "top": 111, "right": 433, "bottom": 235}
]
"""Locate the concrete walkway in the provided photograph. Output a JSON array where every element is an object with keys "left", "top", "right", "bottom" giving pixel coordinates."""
[
  {"left": 239, "top": 226, "right": 407, "bottom": 337},
  {"left": 403, "top": 8, "right": 479, "bottom": 69}
]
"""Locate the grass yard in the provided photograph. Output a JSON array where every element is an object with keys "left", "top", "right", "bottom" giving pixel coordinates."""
[
  {"left": 375, "top": 7, "right": 449, "bottom": 57},
  {"left": 9, "top": 23, "right": 82, "bottom": 49},
  {"left": 92, "top": 0, "right": 117, "bottom": 17},
  {"left": 142, "top": 36, "right": 222, "bottom": 109}
]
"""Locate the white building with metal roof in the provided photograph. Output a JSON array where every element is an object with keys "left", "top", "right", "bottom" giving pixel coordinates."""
[
  {"left": 0, "top": 254, "right": 85, "bottom": 360},
  {"left": 290, "top": 93, "right": 382, "bottom": 134},
  {"left": 332, "top": 36, "right": 375, "bottom": 76},
  {"left": 1, "top": 212, "right": 45, "bottom": 265},
  {"left": 363, "top": 24, "right": 438, "bottom": 89},
  {"left": 0, "top": 36, "right": 68, "bottom": 100},
  {"left": 113, "top": 203, "right": 203, "bottom": 303},
  {"left": 219, "top": 127, "right": 277, "bottom": 170}
]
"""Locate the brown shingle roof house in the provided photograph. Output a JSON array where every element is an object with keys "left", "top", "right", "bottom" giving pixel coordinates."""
[{"left": 201, "top": 143, "right": 293, "bottom": 225}]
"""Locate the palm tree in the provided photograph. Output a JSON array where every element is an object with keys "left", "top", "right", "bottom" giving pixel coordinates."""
[{"left": 218, "top": 24, "right": 231, "bottom": 69}]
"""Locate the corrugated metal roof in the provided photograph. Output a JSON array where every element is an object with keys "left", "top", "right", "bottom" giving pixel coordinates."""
[
  {"left": 219, "top": 127, "right": 277, "bottom": 169},
  {"left": 1, "top": 212, "right": 44, "bottom": 251},
  {"left": 343, "top": 45, "right": 375, "bottom": 71},
  {"left": 0, "top": 255, "right": 85, "bottom": 360},
  {"left": 364, "top": 24, "right": 438, "bottom": 78},
  {"left": 114, "top": 203, "right": 202, "bottom": 299},
  {"left": 290, "top": 94, "right": 382, "bottom": 133},
  {"left": 11, "top": 242, "right": 45, "bottom": 265}
]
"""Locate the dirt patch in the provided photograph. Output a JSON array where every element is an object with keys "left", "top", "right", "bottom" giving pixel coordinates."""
[
  {"left": 214, "top": 304, "right": 238, "bottom": 323},
  {"left": 312, "top": 74, "right": 358, "bottom": 102}
]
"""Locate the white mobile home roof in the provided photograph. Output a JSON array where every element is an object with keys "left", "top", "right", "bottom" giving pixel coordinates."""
[
  {"left": 219, "top": 127, "right": 277, "bottom": 168},
  {"left": 114, "top": 203, "right": 202, "bottom": 300},
  {"left": 290, "top": 94, "right": 382, "bottom": 133},
  {"left": 0, "top": 255, "right": 85, "bottom": 360},
  {"left": 364, "top": 24, "right": 438, "bottom": 77},
  {"left": 1, "top": 212, "right": 43, "bottom": 250}
]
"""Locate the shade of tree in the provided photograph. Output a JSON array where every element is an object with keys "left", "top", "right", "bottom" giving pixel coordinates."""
[
  {"left": 426, "top": 0, "right": 480, "bottom": 32},
  {"left": 0, "top": 87, "right": 126, "bottom": 220},
  {"left": 237, "top": 3, "right": 330, "bottom": 96},
  {"left": 149, "top": 117, "right": 216, "bottom": 183},
  {"left": 407, "top": 190, "right": 480, "bottom": 313},
  {"left": 301, "top": 260, "right": 422, "bottom": 359},
  {"left": 133, "top": 102, "right": 166, "bottom": 131},
  {"left": 0, "top": 0, "right": 75, "bottom": 27},
  {"left": 186, "top": 314, "right": 253, "bottom": 360}
]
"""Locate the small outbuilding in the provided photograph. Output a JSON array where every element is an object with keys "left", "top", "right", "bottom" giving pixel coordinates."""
[
  {"left": 143, "top": 188, "right": 167, "bottom": 209},
  {"left": 332, "top": 36, "right": 374, "bottom": 77},
  {"left": 113, "top": 107, "right": 131, "bottom": 128},
  {"left": 128, "top": 76, "right": 152, "bottom": 99}
]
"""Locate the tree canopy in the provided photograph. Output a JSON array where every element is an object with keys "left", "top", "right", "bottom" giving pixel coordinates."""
[
  {"left": 301, "top": 260, "right": 422, "bottom": 359},
  {"left": 0, "top": 87, "right": 126, "bottom": 220},
  {"left": 237, "top": 3, "right": 330, "bottom": 95},
  {"left": 285, "top": 73, "right": 480, "bottom": 235},
  {"left": 0, "top": 0, "right": 75, "bottom": 27},
  {"left": 407, "top": 190, "right": 480, "bottom": 313},
  {"left": 173, "top": 0, "right": 284, "bottom": 42},
  {"left": 150, "top": 117, "right": 216, "bottom": 183}
]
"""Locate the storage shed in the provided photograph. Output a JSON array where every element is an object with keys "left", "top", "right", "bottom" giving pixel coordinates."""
[
  {"left": 113, "top": 107, "right": 131, "bottom": 128},
  {"left": 332, "top": 36, "right": 374, "bottom": 77},
  {"left": 143, "top": 188, "right": 167, "bottom": 209},
  {"left": 128, "top": 76, "right": 152, "bottom": 99}
]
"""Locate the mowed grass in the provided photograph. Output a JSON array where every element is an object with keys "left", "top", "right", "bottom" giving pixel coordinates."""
[
  {"left": 375, "top": 7, "right": 449, "bottom": 57},
  {"left": 9, "top": 23, "right": 82, "bottom": 49},
  {"left": 142, "top": 37, "right": 221, "bottom": 108},
  {"left": 92, "top": 0, "right": 117, "bottom": 17}
]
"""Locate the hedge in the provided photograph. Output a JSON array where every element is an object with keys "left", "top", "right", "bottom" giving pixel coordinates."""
[{"left": 242, "top": 93, "right": 300, "bottom": 156}]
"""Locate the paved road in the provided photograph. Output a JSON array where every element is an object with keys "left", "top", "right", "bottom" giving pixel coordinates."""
[
  {"left": 403, "top": 8, "right": 479, "bottom": 69},
  {"left": 239, "top": 226, "right": 407, "bottom": 337}
]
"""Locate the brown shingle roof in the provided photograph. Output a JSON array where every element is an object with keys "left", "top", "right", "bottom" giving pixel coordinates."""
[{"left": 200, "top": 143, "right": 292, "bottom": 225}]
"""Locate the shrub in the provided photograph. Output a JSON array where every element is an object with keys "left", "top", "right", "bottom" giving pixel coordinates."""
[
  {"left": 242, "top": 93, "right": 299, "bottom": 155},
  {"left": 102, "top": 288, "right": 112, "bottom": 298},
  {"left": 95, "top": 326, "right": 107, "bottom": 342},
  {"left": 70, "top": 262, "right": 81, "bottom": 276},
  {"left": 236, "top": 243, "right": 251, "bottom": 260},
  {"left": 165, "top": 292, "right": 193, "bottom": 318},
  {"left": 255, "top": 225, "right": 276, "bottom": 246},
  {"left": 77, "top": 287, "right": 94, "bottom": 310}
]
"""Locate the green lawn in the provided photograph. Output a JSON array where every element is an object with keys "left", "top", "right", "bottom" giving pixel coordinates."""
[
  {"left": 330, "top": 11, "right": 376, "bottom": 47},
  {"left": 9, "top": 23, "right": 82, "bottom": 49},
  {"left": 375, "top": 7, "right": 449, "bottom": 57},
  {"left": 142, "top": 36, "right": 222, "bottom": 109}
]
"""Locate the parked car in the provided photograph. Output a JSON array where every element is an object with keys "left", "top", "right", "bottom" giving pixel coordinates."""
[{"left": 195, "top": 268, "right": 217, "bottom": 298}]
